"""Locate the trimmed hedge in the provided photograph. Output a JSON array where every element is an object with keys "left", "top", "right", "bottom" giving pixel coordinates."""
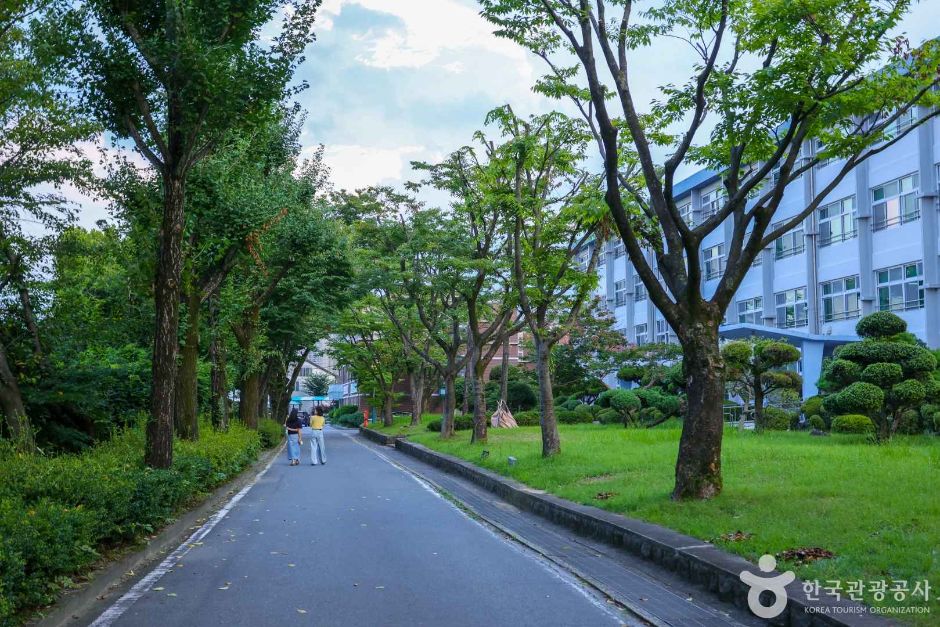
[
  {"left": 425, "top": 414, "right": 474, "bottom": 432},
  {"left": 513, "top": 410, "right": 540, "bottom": 426},
  {"left": 0, "top": 422, "right": 263, "bottom": 623},
  {"left": 761, "top": 407, "right": 792, "bottom": 431},
  {"left": 332, "top": 411, "right": 363, "bottom": 428},
  {"left": 831, "top": 414, "right": 876, "bottom": 434}
]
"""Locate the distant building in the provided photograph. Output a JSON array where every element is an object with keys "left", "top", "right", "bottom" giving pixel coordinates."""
[{"left": 586, "top": 110, "right": 940, "bottom": 397}]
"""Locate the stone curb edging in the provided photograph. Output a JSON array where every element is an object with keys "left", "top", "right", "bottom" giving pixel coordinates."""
[
  {"left": 32, "top": 440, "right": 285, "bottom": 627},
  {"left": 393, "top": 438, "right": 885, "bottom": 627},
  {"left": 358, "top": 426, "right": 399, "bottom": 446}
]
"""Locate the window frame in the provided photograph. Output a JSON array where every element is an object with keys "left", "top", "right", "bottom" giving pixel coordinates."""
[
  {"left": 876, "top": 262, "right": 924, "bottom": 312},
  {"left": 820, "top": 275, "right": 861, "bottom": 322},
  {"left": 775, "top": 287, "right": 808, "bottom": 328},
  {"left": 871, "top": 173, "right": 920, "bottom": 232}
]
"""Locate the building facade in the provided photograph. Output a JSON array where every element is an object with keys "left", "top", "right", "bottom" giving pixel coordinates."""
[{"left": 591, "top": 106, "right": 940, "bottom": 397}]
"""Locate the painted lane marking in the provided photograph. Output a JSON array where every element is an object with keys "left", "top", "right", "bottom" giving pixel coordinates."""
[{"left": 89, "top": 449, "right": 281, "bottom": 626}]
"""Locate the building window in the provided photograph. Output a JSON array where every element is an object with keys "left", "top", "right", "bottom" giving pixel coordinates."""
[
  {"left": 634, "top": 323, "right": 648, "bottom": 346},
  {"left": 820, "top": 275, "right": 861, "bottom": 322},
  {"left": 773, "top": 221, "right": 805, "bottom": 259},
  {"left": 700, "top": 188, "right": 725, "bottom": 220},
  {"left": 679, "top": 202, "right": 693, "bottom": 226},
  {"left": 614, "top": 279, "right": 627, "bottom": 307},
  {"left": 737, "top": 297, "right": 763, "bottom": 324},
  {"left": 633, "top": 271, "right": 647, "bottom": 302},
  {"left": 813, "top": 138, "right": 837, "bottom": 169},
  {"left": 655, "top": 319, "right": 673, "bottom": 344},
  {"left": 882, "top": 108, "right": 916, "bottom": 140},
  {"left": 703, "top": 244, "right": 725, "bottom": 280},
  {"left": 872, "top": 173, "right": 919, "bottom": 231},
  {"left": 877, "top": 262, "right": 924, "bottom": 312},
  {"left": 611, "top": 240, "right": 625, "bottom": 258},
  {"left": 818, "top": 196, "right": 857, "bottom": 247},
  {"left": 775, "top": 287, "right": 808, "bottom": 328}
]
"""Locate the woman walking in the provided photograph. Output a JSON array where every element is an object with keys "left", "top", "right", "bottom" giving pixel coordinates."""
[
  {"left": 285, "top": 408, "right": 303, "bottom": 466},
  {"left": 309, "top": 406, "right": 326, "bottom": 466}
]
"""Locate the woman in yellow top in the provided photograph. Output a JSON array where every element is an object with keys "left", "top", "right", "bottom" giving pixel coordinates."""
[{"left": 309, "top": 406, "right": 326, "bottom": 466}]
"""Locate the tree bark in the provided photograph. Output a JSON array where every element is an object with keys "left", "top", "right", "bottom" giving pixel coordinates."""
[
  {"left": 147, "top": 175, "right": 187, "bottom": 469},
  {"left": 0, "top": 339, "right": 33, "bottom": 451},
  {"left": 753, "top": 384, "right": 765, "bottom": 431},
  {"left": 239, "top": 372, "right": 261, "bottom": 429},
  {"left": 470, "top": 358, "right": 488, "bottom": 444},
  {"left": 174, "top": 289, "right": 200, "bottom": 441},
  {"left": 499, "top": 335, "right": 510, "bottom": 403},
  {"left": 534, "top": 339, "right": 560, "bottom": 457},
  {"left": 383, "top": 394, "right": 393, "bottom": 427},
  {"left": 208, "top": 296, "right": 229, "bottom": 430},
  {"left": 409, "top": 369, "right": 425, "bottom": 427},
  {"left": 673, "top": 323, "right": 725, "bottom": 500},
  {"left": 461, "top": 333, "right": 473, "bottom": 415},
  {"left": 440, "top": 373, "right": 457, "bottom": 438}
]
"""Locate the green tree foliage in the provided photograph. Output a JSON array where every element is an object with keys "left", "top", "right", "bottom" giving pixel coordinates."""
[
  {"left": 820, "top": 313, "right": 939, "bottom": 439},
  {"left": 303, "top": 373, "right": 332, "bottom": 398},
  {"left": 722, "top": 339, "right": 801, "bottom": 430},
  {"left": 52, "top": 0, "right": 320, "bottom": 468},
  {"left": 480, "top": 0, "right": 940, "bottom": 498},
  {"left": 0, "top": 0, "right": 97, "bottom": 450},
  {"left": 551, "top": 298, "right": 624, "bottom": 400}
]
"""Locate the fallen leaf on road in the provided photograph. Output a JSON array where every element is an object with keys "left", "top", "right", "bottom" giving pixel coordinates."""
[
  {"left": 166, "top": 593, "right": 177, "bottom": 597},
  {"left": 154, "top": 587, "right": 164, "bottom": 591},
  {"left": 375, "top": 586, "right": 384, "bottom": 590},
  {"left": 288, "top": 564, "right": 295, "bottom": 568},
  {"left": 297, "top": 609, "right": 307, "bottom": 614},
  {"left": 218, "top": 586, "right": 230, "bottom": 591}
]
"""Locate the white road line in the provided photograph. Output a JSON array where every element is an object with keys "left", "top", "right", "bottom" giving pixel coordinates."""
[{"left": 89, "top": 450, "right": 281, "bottom": 627}]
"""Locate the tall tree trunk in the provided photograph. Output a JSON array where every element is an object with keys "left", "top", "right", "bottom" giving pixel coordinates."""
[
  {"left": 0, "top": 340, "right": 33, "bottom": 452},
  {"left": 409, "top": 369, "right": 425, "bottom": 427},
  {"left": 499, "top": 335, "right": 510, "bottom": 403},
  {"left": 673, "top": 323, "right": 725, "bottom": 500},
  {"left": 440, "top": 373, "right": 457, "bottom": 438},
  {"left": 753, "top": 385, "right": 765, "bottom": 431},
  {"left": 208, "top": 296, "right": 229, "bottom": 430},
  {"left": 147, "top": 176, "right": 187, "bottom": 469},
  {"left": 17, "top": 284, "right": 47, "bottom": 370},
  {"left": 534, "top": 338, "right": 560, "bottom": 457},
  {"left": 470, "top": 358, "right": 488, "bottom": 444},
  {"left": 461, "top": 334, "right": 473, "bottom": 415},
  {"left": 239, "top": 372, "right": 261, "bottom": 429},
  {"left": 174, "top": 289, "right": 200, "bottom": 441},
  {"left": 383, "top": 394, "right": 393, "bottom": 427}
]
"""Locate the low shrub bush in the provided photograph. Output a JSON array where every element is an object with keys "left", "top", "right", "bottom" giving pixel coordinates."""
[
  {"left": 761, "top": 407, "right": 792, "bottom": 431},
  {"left": 334, "top": 404, "right": 359, "bottom": 417},
  {"left": 831, "top": 414, "right": 876, "bottom": 434},
  {"left": 809, "top": 415, "right": 826, "bottom": 431},
  {"left": 513, "top": 410, "right": 540, "bottom": 426},
  {"left": 425, "top": 415, "right": 474, "bottom": 432},
  {"left": 332, "top": 411, "right": 363, "bottom": 428},
  {"left": 556, "top": 409, "right": 591, "bottom": 424},
  {"left": 801, "top": 395, "right": 824, "bottom": 419},
  {"left": 258, "top": 420, "right": 285, "bottom": 449},
  {"left": 560, "top": 398, "right": 582, "bottom": 411},
  {"left": 0, "top": 422, "right": 261, "bottom": 623},
  {"left": 596, "top": 408, "right": 620, "bottom": 424}
]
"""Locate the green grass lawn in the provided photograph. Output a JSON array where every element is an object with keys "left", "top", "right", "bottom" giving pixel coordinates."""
[
  {"left": 367, "top": 413, "right": 439, "bottom": 437},
  {"left": 409, "top": 424, "right": 940, "bottom": 620}
]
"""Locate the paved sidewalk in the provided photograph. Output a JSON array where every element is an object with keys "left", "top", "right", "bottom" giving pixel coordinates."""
[
  {"left": 367, "top": 436, "right": 763, "bottom": 627},
  {"left": 88, "top": 427, "right": 631, "bottom": 627}
]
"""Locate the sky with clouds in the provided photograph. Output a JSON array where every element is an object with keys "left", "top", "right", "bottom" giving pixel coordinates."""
[{"left": 66, "top": 0, "right": 940, "bottom": 228}]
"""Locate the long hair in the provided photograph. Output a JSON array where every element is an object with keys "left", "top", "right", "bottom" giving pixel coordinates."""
[
  {"left": 289, "top": 407, "right": 299, "bottom": 421},
  {"left": 315, "top": 406, "right": 323, "bottom": 416}
]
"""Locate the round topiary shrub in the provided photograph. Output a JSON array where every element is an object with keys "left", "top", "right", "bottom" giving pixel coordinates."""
[
  {"left": 595, "top": 389, "right": 615, "bottom": 408},
  {"left": 513, "top": 410, "right": 540, "bottom": 426},
  {"left": 824, "top": 359, "right": 862, "bottom": 387},
  {"left": 609, "top": 389, "right": 641, "bottom": 416},
  {"left": 860, "top": 362, "right": 903, "bottom": 388},
  {"left": 596, "top": 408, "right": 620, "bottom": 424},
  {"left": 561, "top": 398, "right": 582, "bottom": 411},
  {"left": 809, "top": 415, "right": 826, "bottom": 430},
  {"left": 761, "top": 407, "right": 791, "bottom": 431},
  {"left": 832, "top": 381, "right": 884, "bottom": 415},
  {"left": 855, "top": 311, "right": 907, "bottom": 339},
  {"left": 553, "top": 395, "right": 570, "bottom": 407},
  {"left": 831, "top": 414, "right": 876, "bottom": 434},
  {"left": 556, "top": 409, "right": 590, "bottom": 424},
  {"left": 801, "top": 395, "right": 824, "bottom": 419}
]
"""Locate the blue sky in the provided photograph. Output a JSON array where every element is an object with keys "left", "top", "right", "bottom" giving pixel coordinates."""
[{"left": 67, "top": 0, "right": 940, "bottom": 226}]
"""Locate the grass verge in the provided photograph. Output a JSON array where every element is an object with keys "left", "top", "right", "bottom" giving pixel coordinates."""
[{"left": 410, "top": 423, "right": 939, "bottom": 621}]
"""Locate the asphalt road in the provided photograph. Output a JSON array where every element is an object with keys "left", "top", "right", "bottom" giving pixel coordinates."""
[{"left": 93, "top": 427, "right": 628, "bottom": 627}]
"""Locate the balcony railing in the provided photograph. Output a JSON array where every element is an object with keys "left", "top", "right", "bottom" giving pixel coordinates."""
[{"left": 872, "top": 210, "right": 920, "bottom": 232}]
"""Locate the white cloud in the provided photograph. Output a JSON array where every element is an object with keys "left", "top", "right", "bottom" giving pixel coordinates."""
[
  {"left": 317, "top": 0, "right": 531, "bottom": 74},
  {"left": 318, "top": 144, "right": 425, "bottom": 190}
]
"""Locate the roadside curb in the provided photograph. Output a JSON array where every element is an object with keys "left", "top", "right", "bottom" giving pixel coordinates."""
[
  {"left": 358, "top": 426, "right": 398, "bottom": 446},
  {"left": 32, "top": 440, "right": 285, "bottom": 627},
  {"left": 393, "top": 438, "right": 885, "bottom": 627}
]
